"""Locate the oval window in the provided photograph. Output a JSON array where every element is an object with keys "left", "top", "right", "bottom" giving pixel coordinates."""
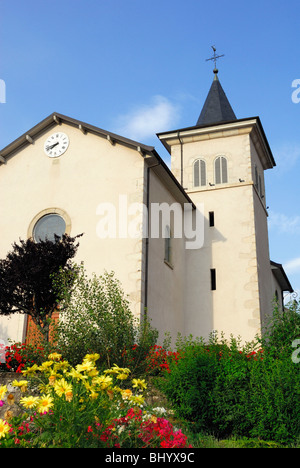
[{"left": 33, "top": 214, "right": 66, "bottom": 242}]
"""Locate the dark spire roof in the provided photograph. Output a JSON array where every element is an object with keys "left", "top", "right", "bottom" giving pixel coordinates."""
[{"left": 196, "top": 71, "right": 237, "bottom": 126}]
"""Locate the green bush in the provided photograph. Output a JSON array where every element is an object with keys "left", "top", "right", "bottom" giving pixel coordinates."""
[
  {"left": 159, "top": 320, "right": 300, "bottom": 444},
  {"left": 54, "top": 265, "right": 158, "bottom": 375}
]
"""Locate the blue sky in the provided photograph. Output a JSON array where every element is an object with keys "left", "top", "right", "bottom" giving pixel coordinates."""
[{"left": 1, "top": 0, "right": 300, "bottom": 300}]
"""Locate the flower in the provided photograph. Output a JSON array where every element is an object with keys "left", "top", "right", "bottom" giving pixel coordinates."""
[
  {"left": 121, "top": 389, "right": 132, "bottom": 400},
  {"left": 4, "top": 410, "right": 14, "bottom": 420},
  {"left": 84, "top": 353, "right": 100, "bottom": 363},
  {"left": 12, "top": 379, "right": 28, "bottom": 392},
  {"left": 117, "top": 373, "right": 129, "bottom": 380},
  {"left": 48, "top": 352, "right": 62, "bottom": 361},
  {"left": 65, "top": 391, "right": 73, "bottom": 402},
  {"left": 93, "top": 375, "right": 113, "bottom": 390},
  {"left": 7, "top": 394, "right": 15, "bottom": 406},
  {"left": 0, "top": 386, "right": 7, "bottom": 402},
  {"left": 130, "top": 395, "right": 145, "bottom": 406},
  {"left": 22, "top": 364, "right": 39, "bottom": 376},
  {"left": 20, "top": 396, "right": 39, "bottom": 409},
  {"left": 76, "top": 360, "right": 95, "bottom": 373},
  {"left": 132, "top": 378, "right": 147, "bottom": 391},
  {"left": 48, "top": 375, "right": 56, "bottom": 386},
  {"left": 38, "top": 361, "right": 54, "bottom": 372},
  {"left": 37, "top": 395, "right": 54, "bottom": 414},
  {"left": 0, "top": 419, "right": 10, "bottom": 439},
  {"left": 68, "top": 368, "right": 88, "bottom": 381},
  {"left": 54, "top": 378, "right": 73, "bottom": 398}
]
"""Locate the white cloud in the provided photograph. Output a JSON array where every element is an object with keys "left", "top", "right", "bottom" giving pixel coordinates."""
[
  {"left": 114, "top": 95, "right": 179, "bottom": 141},
  {"left": 284, "top": 257, "right": 300, "bottom": 274},
  {"left": 273, "top": 144, "right": 300, "bottom": 171},
  {"left": 268, "top": 211, "right": 300, "bottom": 235}
]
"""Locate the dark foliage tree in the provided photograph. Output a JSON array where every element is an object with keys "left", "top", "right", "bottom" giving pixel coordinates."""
[{"left": 0, "top": 234, "right": 82, "bottom": 341}]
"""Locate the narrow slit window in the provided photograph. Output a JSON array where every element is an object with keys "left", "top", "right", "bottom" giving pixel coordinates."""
[
  {"left": 209, "top": 211, "right": 215, "bottom": 227},
  {"left": 164, "top": 226, "right": 172, "bottom": 264},
  {"left": 211, "top": 269, "right": 216, "bottom": 290}
]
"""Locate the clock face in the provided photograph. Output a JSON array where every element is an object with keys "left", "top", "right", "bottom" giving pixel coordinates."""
[{"left": 44, "top": 132, "right": 69, "bottom": 158}]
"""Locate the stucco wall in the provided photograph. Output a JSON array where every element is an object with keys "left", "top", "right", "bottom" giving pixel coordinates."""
[{"left": 0, "top": 122, "right": 146, "bottom": 344}]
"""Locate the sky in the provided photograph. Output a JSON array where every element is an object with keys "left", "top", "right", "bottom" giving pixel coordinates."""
[{"left": 0, "top": 0, "right": 300, "bottom": 300}]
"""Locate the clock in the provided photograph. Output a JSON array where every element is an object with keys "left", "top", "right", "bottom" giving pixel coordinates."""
[{"left": 44, "top": 132, "right": 69, "bottom": 158}]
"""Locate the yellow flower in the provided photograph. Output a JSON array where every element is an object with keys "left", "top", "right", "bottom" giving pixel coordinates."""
[
  {"left": 38, "top": 361, "right": 54, "bottom": 372},
  {"left": 93, "top": 375, "right": 113, "bottom": 390},
  {"left": 0, "top": 385, "right": 7, "bottom": 400},
  {"left": 65, "top": 391, "right": 73, "bottom": 402},
  {"left": 87, "top": 368, "right": 99, "bottom": 378},
  {"left": 54, "top": 360, "right": 70, "bottom": 372},
  {"left": 22, "top": 364, "right": 39, "bottom": 376},
  {"left": 48, "top": 375, "right": 56, "bottom": 386},
  {"left": 48, "top": 352, "right": 62, "bottom": 361},
  {"left": 12, "top": 380, "right": 29, "bottom": 393},
  {"left": 121, "top": 389, "right": 132, "bottom": 400},
  {"left": 84, "top": 353, "right": 100, "bottom": 363},
  {"left": 132, "top": 378, "right": 147, "bottom": 391},
  {"left": 76, "top": 360, "right": 95, "bottom": 373},
  {"left": 37, "top": 395, "right": 54, "bottom": 414},
  {"left": 68, "top": 368, "right": 88, "bottom": 381},
  {"left": 117, "top": 373, "right": 129, "bottom": 380},
  {"left": 54, "top": 378, "right": 72, "bottom": 398},
  {"left": 89, "top": 389, "right": 99, "bottom": 400},
  {"left": 0, "top": 419, "right": 10, "bottom": 439},
  {"left": 20, "top": 395, "right": 39, "bottom": 409},
  {"left": 130, "top": 395, "right": 145, "bottom": 406}
]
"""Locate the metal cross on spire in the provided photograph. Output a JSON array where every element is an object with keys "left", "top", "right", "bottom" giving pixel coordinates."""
[{"left": 206, "top": 46, "right": 224, "bottom": 75}]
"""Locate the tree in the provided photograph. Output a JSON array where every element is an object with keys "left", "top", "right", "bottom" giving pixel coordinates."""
[{"left": 0, "top": 234, "right": 82, "bottom": 342}]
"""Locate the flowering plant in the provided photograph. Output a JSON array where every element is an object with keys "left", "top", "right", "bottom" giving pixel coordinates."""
[
  {"left": 87, "top": 407, "right": 192, "bottom": 448},
  {"left": 0, "top": 352, "right": 191, "bottom": 448},
  {"left": 145, "top": 345, "right": 180, "bottom": 375}
]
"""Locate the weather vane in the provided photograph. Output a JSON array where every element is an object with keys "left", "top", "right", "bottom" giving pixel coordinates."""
[{"left": 206, "top": 46, "right": 224, "bottom": 74}]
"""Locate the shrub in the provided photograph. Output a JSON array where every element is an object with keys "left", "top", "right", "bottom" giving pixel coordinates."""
[
  {"left": 159, "top": 329, "right": 300, "bottom": 443},
  {"left": 55, "top": 265, "right": 158, "bottom": 374}
]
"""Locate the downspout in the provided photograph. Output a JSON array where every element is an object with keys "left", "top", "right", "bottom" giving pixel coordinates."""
[
  {"left": 144, "top": 160, "right": 161, "bottom": 311},
  {"left": 177, "top": 131, "right": 184, "bottom": 186}
]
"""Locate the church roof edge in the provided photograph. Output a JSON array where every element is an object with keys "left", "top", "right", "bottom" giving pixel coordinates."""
[
  {"left": 157, "top": 116, "right": 276, "bottom": 168},
  {"left": 0, "top": 112, "right": 156, "bottom": 163}
]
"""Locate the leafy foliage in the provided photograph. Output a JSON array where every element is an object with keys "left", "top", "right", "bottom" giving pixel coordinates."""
[
  {"left": 0, "top": 235, "right": 81, "bottom": 341},
  {"left": 158, "top": 312, "right": 300, "bottom": 443},
  {"left": 54, "top": 265, "right": 158, "bottom": 374}
]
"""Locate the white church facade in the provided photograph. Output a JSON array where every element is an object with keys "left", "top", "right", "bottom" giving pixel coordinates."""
[{"left": 0, "top": 71, "right": 293, "bottom": 349}]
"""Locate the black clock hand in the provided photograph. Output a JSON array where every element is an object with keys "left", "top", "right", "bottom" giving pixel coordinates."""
[{"left": 46, "top": 142, "right": 59, "bottom": 151}]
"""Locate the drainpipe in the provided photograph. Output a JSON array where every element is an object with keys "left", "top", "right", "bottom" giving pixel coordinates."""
[
  {"left": 144, "top": 160, "right": 161, "bottom": 311},
  {"left": 177, "top": 131, "right": 184, "bottom": 186}
]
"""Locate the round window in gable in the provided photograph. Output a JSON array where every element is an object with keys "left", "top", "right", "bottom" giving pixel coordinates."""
[{"left": 33, "top": 214, "right": 66, "bottom": 243}]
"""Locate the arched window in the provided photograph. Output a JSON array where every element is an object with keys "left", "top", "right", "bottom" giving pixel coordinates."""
[
  {"left": 193, "top": 159, "right": 206, "bottom": 187},
  {"left": 33, "top": 213, "right": 66, "bottom": 243},
  {"left": 215, "top": 156, "right": 228, "bottom": 184}
]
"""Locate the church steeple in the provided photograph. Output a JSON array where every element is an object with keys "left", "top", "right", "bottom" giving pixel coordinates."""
[
  {"left": 196, "top": 70, "right": 237, "bottom": 126},
  {"left": 197, "top": 47, "right": 236, "bottom": 126}
]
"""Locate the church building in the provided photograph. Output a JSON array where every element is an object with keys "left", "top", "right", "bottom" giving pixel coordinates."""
[{"left": 0, "top": 69, "right": 293, "bottom": 350}]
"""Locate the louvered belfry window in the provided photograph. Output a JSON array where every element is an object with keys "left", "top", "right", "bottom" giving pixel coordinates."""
[
  {"left": 215, "top": 156, "right": 228, "bottom": 184},
  {"left": 194, "top": 159, "right": 206, "bottom": 187}
]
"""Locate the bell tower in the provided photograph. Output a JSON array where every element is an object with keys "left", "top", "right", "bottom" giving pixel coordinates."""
[{"left": 157, "top": 59, "right": 282, "bottom": 342}]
